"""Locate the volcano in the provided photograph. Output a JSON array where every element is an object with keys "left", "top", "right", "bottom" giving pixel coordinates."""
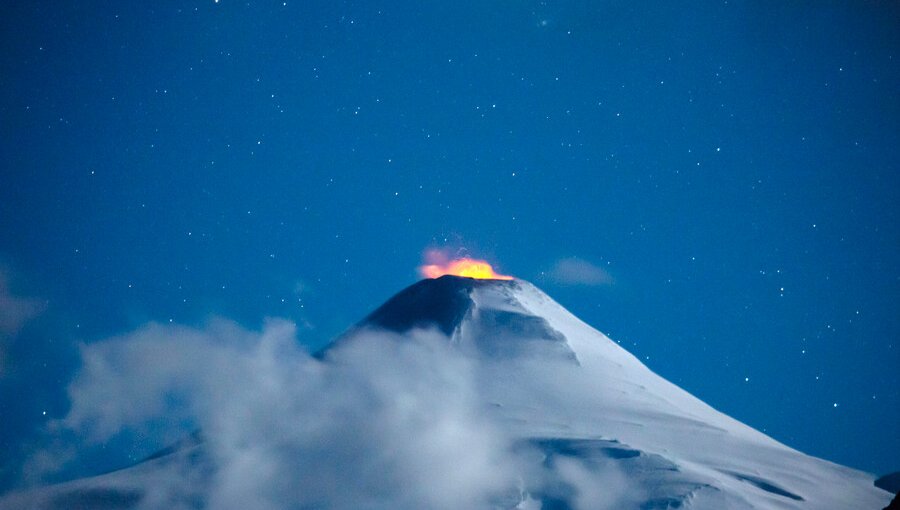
[{"left": 1, "top": 276, "right": 893, "bottom": 509}]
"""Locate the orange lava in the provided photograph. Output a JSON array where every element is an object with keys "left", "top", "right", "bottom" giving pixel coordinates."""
[{"left": 419, "top": 257, "right": 513, "bottom": 280}]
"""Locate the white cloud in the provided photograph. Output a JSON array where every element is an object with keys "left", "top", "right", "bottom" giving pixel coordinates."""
[
  {"left": 547, "top": 257, "right": 614, "bottom": 286},
  {"left": 33, "top": 319, "right": 524, "bottom": 509},
  {"left": 9, "top": 307, "right": 659, "bottom": 509}
]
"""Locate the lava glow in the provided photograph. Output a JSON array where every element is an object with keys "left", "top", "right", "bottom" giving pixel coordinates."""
[{"left": 419, "top": 252, "right": 513, "bottom": 280}]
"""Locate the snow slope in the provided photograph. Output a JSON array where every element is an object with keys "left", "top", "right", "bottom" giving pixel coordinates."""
[{"left": 345, "top": 275, "right": 890, "bottom": 509}]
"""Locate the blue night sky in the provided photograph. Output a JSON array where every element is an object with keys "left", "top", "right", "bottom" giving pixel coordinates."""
[{"left": 1, "top": 0, "right": 898, "bottom": 491}]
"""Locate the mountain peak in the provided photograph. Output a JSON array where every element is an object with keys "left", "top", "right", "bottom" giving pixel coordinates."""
[
  {"left": 362, "top": 275, "right": 521, "bottom": 334},
  {"left": 337, "top": 275, "right": 579, "bottom": 363}
]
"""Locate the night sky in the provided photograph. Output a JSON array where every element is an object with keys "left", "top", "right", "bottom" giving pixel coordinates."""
[{"left": 1, "top": 0, "right": 898, "bottom": 491}]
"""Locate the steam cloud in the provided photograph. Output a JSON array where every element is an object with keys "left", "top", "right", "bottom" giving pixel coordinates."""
[
  {"left": 12, "top": 317, "right": 637, "bottom": 509},
  {"left": 25, "top": 320, "right": 524, "bottom": 509}
]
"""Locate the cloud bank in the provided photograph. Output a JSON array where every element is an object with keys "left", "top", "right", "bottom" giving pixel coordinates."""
[
  {"left": 24, "top": 320, "right": 525, "bottom": 509},
  {"left": 2, "top": 307, "right": 649, "bottom": 510}
]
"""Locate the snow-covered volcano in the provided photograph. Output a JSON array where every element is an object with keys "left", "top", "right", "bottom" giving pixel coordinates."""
[
  {"left": 340, "top": 275, "right": 891, "bottom": 508},
  {"left": 1, "top": 276, "right": 892, "bottom": 509}
]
